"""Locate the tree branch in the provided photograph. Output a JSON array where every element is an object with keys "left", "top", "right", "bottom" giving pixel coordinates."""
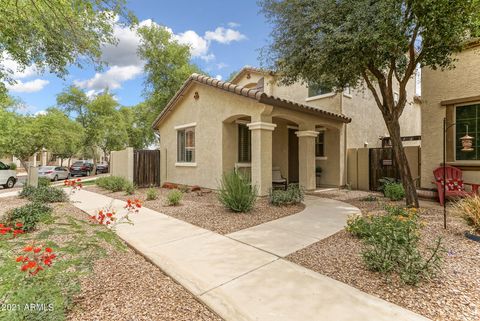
[{"left": 361, "top": 70, "right": 388, "bottom": 116}]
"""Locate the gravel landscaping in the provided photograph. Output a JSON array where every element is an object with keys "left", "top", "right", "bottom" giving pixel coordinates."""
[
  {"left": 0, "top": 196, "right": 222, "bottom": 321},
  {"left": 289, "top": 189, "right": 480, "bottom": 321},
  {"left": 86, "top": 186, "right": 305, "bottom": 235}
]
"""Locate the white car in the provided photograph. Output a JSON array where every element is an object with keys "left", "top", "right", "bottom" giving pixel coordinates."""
[
  {"left": 0, "top": 161, "right": 17, "bottom": 189},
  {"left": 38, "top": 166, "right": 70, "bottom": 181}
]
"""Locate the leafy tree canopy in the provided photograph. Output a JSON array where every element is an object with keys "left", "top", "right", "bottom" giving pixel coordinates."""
[
  {"left": 260, "top": 0, "right": 480, "bottom": 207},
  {"left": 0, "top": 0, "right": 135, "bottom": 97}
]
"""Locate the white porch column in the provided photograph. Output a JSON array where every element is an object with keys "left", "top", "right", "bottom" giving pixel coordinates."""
[
  {"left": 296, "top": 130, "right": 319, "bottom": 191},
  {"left": 247, "top": 122, "right": 277, "bottom": 196},
  {"left": 41, "top": 149, "right": 47, "bottom": 166}
]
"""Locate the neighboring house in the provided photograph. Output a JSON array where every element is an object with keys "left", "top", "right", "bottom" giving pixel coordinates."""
[
  {"left": 152, "top": 67, "right": 421, "bottom": 195},
  {"left": 420, "top": 39, "right": 480, "bottom": 189}
]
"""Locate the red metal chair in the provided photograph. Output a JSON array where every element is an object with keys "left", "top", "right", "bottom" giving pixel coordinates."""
[{"left": 432, "top": 166, "right": 480, "bottom": 205}]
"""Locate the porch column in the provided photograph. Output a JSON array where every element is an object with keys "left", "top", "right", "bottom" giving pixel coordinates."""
[
  {"left": 247, "top": 122, "right": 277, "bottom": 196},
  {"left": 296, "top": 130, "right": 319, "bottom": 191}
]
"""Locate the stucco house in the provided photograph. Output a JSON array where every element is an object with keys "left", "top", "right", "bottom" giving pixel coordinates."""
[
  {"left": 420, "top": 39, "right": 480, "bottom": 189},
  {"left": 152, "top": 67, "right": 421, "bottom": 196}
]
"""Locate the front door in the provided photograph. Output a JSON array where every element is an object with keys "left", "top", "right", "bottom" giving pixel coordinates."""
[{"left": 288, "top": 129, "right": 299, "bottom": 183}]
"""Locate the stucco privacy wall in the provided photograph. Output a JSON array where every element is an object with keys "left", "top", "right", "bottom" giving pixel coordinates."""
[
  {"left": 421, "top": 45, "right": 480, "bottom": 188},
  {"left": 156, "top": 81, "right": 346, "bottom": 192},
  {"left": 110, "top": 147, "right": 134, "bottom": 182},
  {"left": 347, "top": 146, "right": 420, "bottom": 191}
]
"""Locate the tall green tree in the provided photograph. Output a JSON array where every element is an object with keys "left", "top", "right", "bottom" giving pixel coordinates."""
[
  {"left": 56, "top": 86, "right": 90, "bottom": 127},
  {"left": 2, "top": 114, "right": 44, "bottom": 170},
  {"left": 86, "top": 91, "right": 129, "bottom": 163},
  {"left": 0, "top": 0, "right": 135, "bottom": 97},
  {"left": 260, "top": 0, "right": 480, "bottom": 207},
  {"left": 137, "top": 23, "right": 200, "bottom": 142},
  {"left": 120, "top": 103, "right": 154, "bottom": 149},
  {"left": 36, "top": 109, "right": 85, "bottom": 166}
]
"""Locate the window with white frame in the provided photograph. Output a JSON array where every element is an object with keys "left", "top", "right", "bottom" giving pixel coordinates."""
[
  {"left": 238, "top": 124, "right": 251, "bottom": 163},
  {"left": 177, "top": 127, "right": 195, "bottom": 162},
  {"left": 316, "top": 130, "right": 326, "bottom": 157},
  {"left": 308, "top": 83, "right": 332, "bottom": 97}
]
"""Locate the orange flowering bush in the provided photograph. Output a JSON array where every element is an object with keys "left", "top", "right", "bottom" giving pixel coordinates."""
[
  {"left": 91, "top": 198, "right": 142, "bottom": 227},
  {"left": 16, "top": 245, "right": 57, "bottom": 276},
  {"left": 0, "top": 222, "right": 24, "bottom": 239},
  {"left": 64, "top": 178, "right": 83, "bottom": 193}
]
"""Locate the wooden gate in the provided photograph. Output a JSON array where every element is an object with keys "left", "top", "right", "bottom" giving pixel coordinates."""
[
  {"left": 369, "top": 148, "right": 400, "bottom": 191},
  {"left": 133, "top": 150, "right": 161, "bottom": 187}
]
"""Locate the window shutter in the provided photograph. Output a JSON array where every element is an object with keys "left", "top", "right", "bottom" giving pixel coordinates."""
[{"left": 238, "top": 124, "right": 251, "bottom": 162}]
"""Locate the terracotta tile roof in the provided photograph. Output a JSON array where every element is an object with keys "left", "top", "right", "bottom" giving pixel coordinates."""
[
  {"left": 152, "top": 73, "right": 352, "bottom": 129},
  {"left": 229, "top": 66, "right": 272, "bottom": 84}
]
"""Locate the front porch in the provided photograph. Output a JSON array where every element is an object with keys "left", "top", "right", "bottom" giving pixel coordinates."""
[{"left": 222, "top": 108, "right": 347, "bottom": 196}]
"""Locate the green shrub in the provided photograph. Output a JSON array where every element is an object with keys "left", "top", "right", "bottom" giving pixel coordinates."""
[
  {"left": 8, "top": 162, "right": 17, "bottom": 170},
  {"left": 384, "top": 182, "right": 405, "bottom": 201},
  {"left": 346, "top": 206, "right": 443, "bottom": 285},
  {"left": 166, "top": 189, "right": 183, "bottom": 206},
  {"left": 5, "top": 202, "right": 53, "bottom": 232},
  {"left": 26, "top": 186, "right": 68, "bottom": 203},
  {"left": 377, "top": 177, "right": 399, "bottom": 194},
  {"left": 218, "top": 171, "right": 257, "bottom": 212},
  {"left": 269, "top": 184, "right": 305, "bottom": 206},
  {"left": 19, "top": 185, "right": 36, "bottom": 198},
  {"left": 38, "top": 177, "right": 51, "bottom": 187},
  {"left": 124, "top": 182, "right": 136, "bottom": 195},
  {"left": 146, "top": 187, "right": 158, "bottom": 201},
  {"left": 96, "top": 176, "right": 130, "bottom": 192}
]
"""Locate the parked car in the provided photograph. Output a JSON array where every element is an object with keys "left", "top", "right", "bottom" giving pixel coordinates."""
[
  {"left": 0, "top": 161, "right": 17, "bottom": 188},
  {"left": 69, "top": 161, "right": 94, "bottom": 177},
  {"left": 38, "top": 166, "right": 70, "bottom": 181},
  {"left": 95, "top": 162, "right": 109, "bottom": 174}
]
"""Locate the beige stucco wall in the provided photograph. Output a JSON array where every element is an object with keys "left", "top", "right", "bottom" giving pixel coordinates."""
[
  {"left": 156, "top": 81, "right": 345, "bottom": 192},
  {"left": 110, "top": 147, "right": 134, "bottom": 182},
  {"left": 234, "top": 69, "right": 421, "bottom": 151},
  {"left": 421, "top": 46, "right": 480, "bottom": 188}
]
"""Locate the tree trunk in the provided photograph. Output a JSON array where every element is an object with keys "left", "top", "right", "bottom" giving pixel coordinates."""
[
  {"left": 385, "top": 119, "right": 419, "bottom": 207},
  {"left": 20, "top": 159, "right": 29, "bottom": 172}
]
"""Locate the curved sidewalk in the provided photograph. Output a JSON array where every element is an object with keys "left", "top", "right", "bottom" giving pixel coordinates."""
[
  {"left": 69, "top": 189, "right": 429, "bottom": 321},
  {"left": 227, "top": 195, "right": 360, "bottom": 257}
]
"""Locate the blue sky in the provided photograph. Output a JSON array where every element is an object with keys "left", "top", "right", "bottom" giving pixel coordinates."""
[{"left": 5, "top": 0, "right": 271, "bottom": 114}]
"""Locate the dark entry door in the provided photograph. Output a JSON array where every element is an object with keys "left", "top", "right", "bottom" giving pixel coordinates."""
[{"left": 288, "top": 129, "right": 299, "bottom": 183}]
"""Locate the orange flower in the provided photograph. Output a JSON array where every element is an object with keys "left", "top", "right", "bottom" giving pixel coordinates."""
[
  {"left": 33, "top": 247, "right": 41, "bottom": 253},
  {"left": 24, "top": 246, "right": 33, "bottom": 252},
  {"left": 15, "top": 222, "right": 23, "bottom": 228},
  {"left": 16, "top": 256, "right": 24, "bottom": 262},
  {"left": 45, "top": 247, "right": 53, "bottom": 253}
]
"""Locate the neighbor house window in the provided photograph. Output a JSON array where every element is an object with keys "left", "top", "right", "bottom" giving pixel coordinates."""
[
  {"left": 308, "top": 83, "right": 332, "bottom": 97},
  {"left": 177, "top": 127, "right": 195, "bottom": 162},
  {"left": 456, "top": 104, "right": 479, "bottom": 160},
  {"left": 316, "top": 131, "right": 325, "bottom": 157},
  {"left": 238, "top": 124, "right": 251, "bottom": 162}
]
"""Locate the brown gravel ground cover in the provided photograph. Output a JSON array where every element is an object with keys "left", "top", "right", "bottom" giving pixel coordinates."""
[
  {"left": 1, "top": 197, "right": 222, "bottom": 321},
  {"left": 287, "top": 189, "right": 480, "bottom": 321},
  {"left": 0, "top": 196, "right": 29, "bottom": 219},
  {"left": 86, "top": 186, "right": 305, "bottom": 234}
]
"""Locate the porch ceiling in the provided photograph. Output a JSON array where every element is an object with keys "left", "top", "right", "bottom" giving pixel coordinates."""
[{"left": 152, "top": 74, "right": 352, "bottom": 129}]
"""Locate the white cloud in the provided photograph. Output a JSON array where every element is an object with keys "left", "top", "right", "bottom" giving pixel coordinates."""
[
  {"left": 1, "top": 55, "right": 39, "bottom": 79},
  {"left": 205, "top": 27, "right": 247, "bottom": 44},
  {"left": 216, "top": 62, "right": 228, "bottom": 69},
  {"left": 74, "top": 65, "right": 142, "bottom": 90},
  {"left": 6, "top": 79, "right": 49, "bottom": 93},
  {"left": 228, "top": 22, "right": 240, "bottom": 28},
  {"left": 75, "top": 19, "right": 247, "bottom": 91},
  {"left": 215, "top": 75, "right": 223, "bottom": 80},
  {"left": 35, "top": 110, "right": 47, "bottom": 116},
  {"left": 174, "top": 30, "right": 210, "bottom": 58}
]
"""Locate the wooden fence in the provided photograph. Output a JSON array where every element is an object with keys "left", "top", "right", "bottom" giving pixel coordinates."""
[{"left": 133, "top": 150, "right": 161, "bottom": 187}]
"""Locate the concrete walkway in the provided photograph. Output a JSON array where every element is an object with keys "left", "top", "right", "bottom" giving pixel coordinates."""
[
  {"left": 69, "top": 189, "right": 429, "bottom": 321},
  {"left": 228, "top": 195, "right": 360, "bottom": 256}
]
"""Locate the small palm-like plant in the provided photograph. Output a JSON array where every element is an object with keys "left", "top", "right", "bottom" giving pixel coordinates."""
[{"left": 218, "top": 171, "right": 257, "bottom": 213}]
